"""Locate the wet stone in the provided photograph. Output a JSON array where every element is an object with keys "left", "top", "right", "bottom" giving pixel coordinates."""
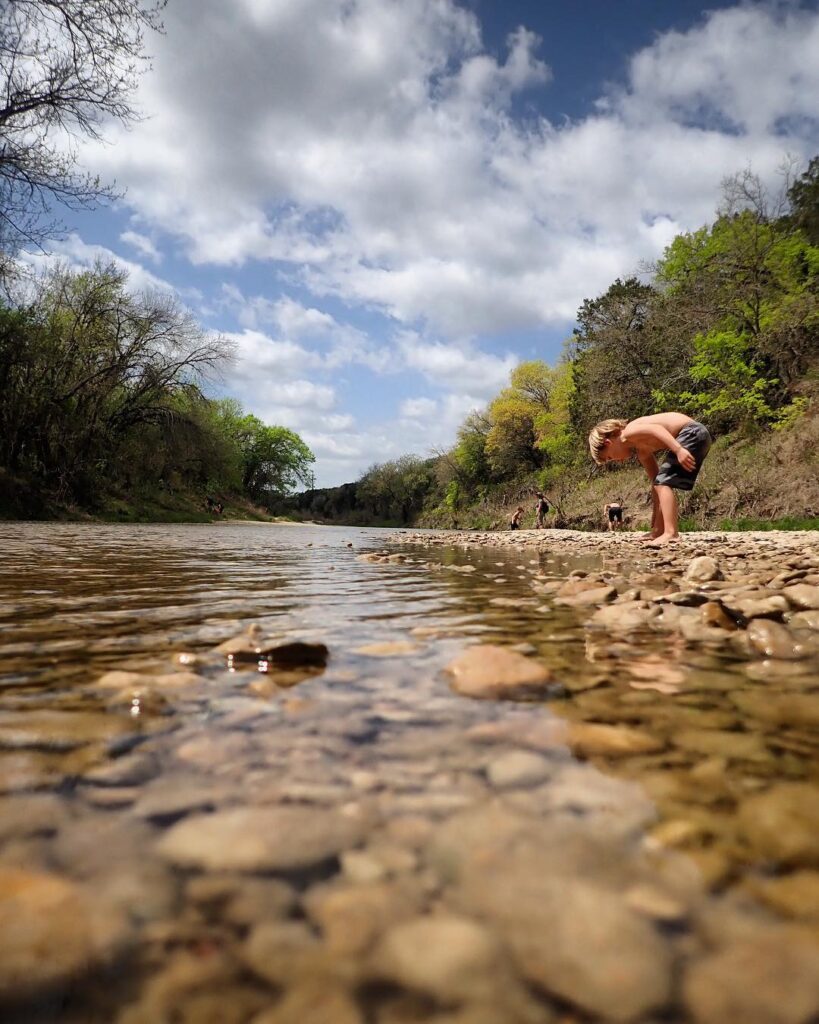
[
  {"left": 0, "top": 708, "right": 133, "bottom": 751},
  {"left": 683, "top": 929, "right": 819, "bottom": 1024},
  {"left": 444, "top": 645, "right": 555, "bottom": 700},
  {"left": 782, "top": 583, "right": 819, "bottom": 610},
  {"left": 157, "top": 805, "right": 366, "bottom": 873},
  {"left": 747, "top": 619, "right": 811, "bottom": 660},
  {"left": 0, "top": 867, "right": 129, "bottom": 1000},
  {"left": 485, "top": 750, "right": 552, "bottom": 789},
  {"left": 738, "top": 784, "right": 819, "bottom": 867}
]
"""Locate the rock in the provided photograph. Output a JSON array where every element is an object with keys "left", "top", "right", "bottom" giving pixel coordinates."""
[
  {"left": 241, "top": 921, "right": 355, "bottom": 989},
  {"left": 187, "top": 874, "right": 297, "bottom": 927},
  {"left": 0, "top": 793, "right": 68, "bottom": 842},
  {"left": 555, "top": 586, "right": 616, "bottom": 608},
  {"left": 790, "top": 609, "right": 819, "bottom": 631},
  {"left": 485, "top": 751, "right": 552, "bottom": 789},
  {"left": 83, "top": 750, "right": 160, "bottom": 787},
  {"left": 373, "top": 915, "right": 504, "bottom": 1003},
  {"left": 354, "top": 642, "right": 418, "bottom": 657},
  {"left": 305, "top": 881, "right": 423, "bottom": 955},
  {"left": 94, "top": 670, "right": 202, "bottom": 691},
  {"left": 565, "top": 721, "right": 665, "bottom": 757},
  {"left": 251, "top": 986, "right": 363, "bottom": 1024},
  {"left": 700, "top": 601, "right": 739, "bottom": 630},
  {"left": 588, "top": 602, "right": 662, "bottom": 631},
  {"left": 738, "top": 783, "right": 819, "bottom": 867},
  {"left": 749, "top": 871, "right": 819, "bottom": 921},
  {"left": 132, "top": 781, "right": 222, "bottom": 824},
  {"left": 684, "top": 556, "right": 722, "bottom": 583},
  {"left": 733, "top": 691, "right": 819, "bottom": 729},
  {"left": 0, "top": 867, "right": 128, "bottom": 1000},
  {"left": 0, "top": 709, "right": 133, "bottom": 751},
  {"left": 683, "top": 929, "right": 819, "bottom": 1024},
  {"left": 157, "top": 806, "right": 365, "bottom": 873},
  {"left": 673, "top": 728, "right": 768, "bottom": 761},
  {"left": 459, "top": 871, "right": 673, "bottom": 1022},
  {"left": 228, "top": 641, "right": 329, "bottom": 669},
  {"left": 726, "top": 595, "right": 789, "bottom": 621},
  {"left": 747, "top": 620, "right": 810, "bottom": 660},
  {"left": 444, "top": 645, "right": 555, "bottom": 700},
  {"left": 782, "top": 583, "right": 819, "bottom": 610}
]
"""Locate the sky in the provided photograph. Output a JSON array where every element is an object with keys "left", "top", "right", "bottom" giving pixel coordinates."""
[{"left": 28, "top": 0, "right": 819, "bottom": 486}]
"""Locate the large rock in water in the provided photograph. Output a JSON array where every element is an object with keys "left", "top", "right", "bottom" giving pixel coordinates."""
[
  {"left": 0, "top": 868, "right": 128, "bottom": 1000},
  {"left": 444, "top": 644, "right": 555, "bottom": 700},
  {"left": 156, "top": 806, "right": 365, "bottom": 872}
]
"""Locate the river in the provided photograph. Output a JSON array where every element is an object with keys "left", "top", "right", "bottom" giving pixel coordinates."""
[{"left": 1, "top": 522, "right": 818, "bottom": 1023}]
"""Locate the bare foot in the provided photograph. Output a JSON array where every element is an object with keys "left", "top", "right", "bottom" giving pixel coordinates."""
[
  {"left": 639, "top": 532, "right": 662, "bottom": 543},
  {"left": 644, "top": 533, "right": 679, "bottom": 548}
]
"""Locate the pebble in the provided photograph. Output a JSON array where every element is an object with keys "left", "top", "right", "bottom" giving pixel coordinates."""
[
  {"left": 157, "top": 805, "right": 365, "bottom": 872},
  {"left": 684, "top": 556, "right": 723, "bottom": 583},
  {"left": 373, "top": 915, "right": 504, "bottom": 1003},
  {"left": 747, "top": 619, "right": 809, "bottom": 659},
  {"left": 737, "top": 784, "right": 819, "bottom": 867},
  {"left": 683, "top": 929, "right": 819, "bottom": 1024},
  {"left": 444, "top": 645, "right": 555, "bottom": 700},
  {"left": 485, "top": 750, "right": 552, "bottom": 788},
  {"left": 0, "top": 867, "right": 128, "bottom": 1000}
]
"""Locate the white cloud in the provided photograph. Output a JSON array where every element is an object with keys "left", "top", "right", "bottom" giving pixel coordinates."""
[
  {"left": 20, "top": 234, "right": 175, "bottom": 294},
  {"left": 397, "top": 333, "right": 517, "bottom": 395},
  {"left": 79, "top": 1, "right": 818, "bottom": 339},
  {"left": 120, "top": 230, "right": 162, "bottom": 263}
]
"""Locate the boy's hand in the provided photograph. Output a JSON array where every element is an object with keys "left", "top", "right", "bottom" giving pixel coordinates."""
[{"left": 676, "top": 446, "right": 696, "bottom": 471}]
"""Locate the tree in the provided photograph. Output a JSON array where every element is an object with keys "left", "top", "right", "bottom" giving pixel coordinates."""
[
  {"left": 0, "top": 0, "right": 166, "bottom": 261},
  {"left": 0, "top": 260, "right": 230, "bottom": 500},
  {"left": 788, "top": 156, "right": 819, "bottom": 245},
  {"left": 236, "top": 418, "right": 315, "bottom": 504}
]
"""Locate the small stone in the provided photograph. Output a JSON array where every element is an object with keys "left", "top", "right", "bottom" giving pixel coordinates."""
[
  {"left": 565, "top": 721, "right": 665, "bottom": 757},
  {"left": 726, "top": 595, "right": 789, "bottom": 621},
  {"left": 700, "top": 601, "right": 739, "bottom": 630},
  {"left": 157, "top": 806, "right": 365, "bottom": 873},
  {"left": 353, "top": 642, "right": 418, "bottom": 657},
  {"left": 0, "top": 867, "right": 128, "bottom": 999},
  {"left": 684, "top": 556, "right": 722, "bottom": 583},
  {"left": 444, "top": 645, "right": 554, "bottom": 700},
  {"left": 306, "top": 881, "right": 422, "bottom": 955},
  {"left": 0, "top": 709, "right": 133, "bottom": 751},
  {"left": 733, "top": 691, "right": 819, "bottom": 729},
  {"left": 747, "top": 620, "right": 810, "bottom": 660},
  {"left": 83, "top": 750, "right": 160, "bottom": 787},
  {"left": 683, "top": 929, "right": 819, "bottom": 1024},
  {"left": 588, "top": 602, "right": 662, "bottom": 631},
  {"left": 251, "top": 986, "right": 363, "bottom": 1024},
  {"left": 485, "top": 750, "right": 552, "bottom": 788},
  {"left": 373, "top": 915, "right": 503, "bottom": 1002},
  {"left": 782, "top": 583, "right": 819, "bottom": 610},
  {"left": 738, "top": 784, "right": 819, "bottom": 867},
  {"left": 555, "top": 585, "right": 617, "bottom": 608},
  {"left": 94, "top": 670, "right": 202, "bottom": 691},
  {"left": 749, "top": 871, "right": 819, "bottom": 921}
]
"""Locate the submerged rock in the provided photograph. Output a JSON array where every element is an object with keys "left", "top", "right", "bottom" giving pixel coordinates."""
[
  {"left": 0, "top": 867, "right": 128, "bottom": 1000},
  {"left": 737, "top": 784, "right": 819, "bottom": 867},
  {"left": 445, "top": 645, "right": 555, "bottom": 700},
  {"left": 157, "top": 805, "right": 365, "bottom": 872}
]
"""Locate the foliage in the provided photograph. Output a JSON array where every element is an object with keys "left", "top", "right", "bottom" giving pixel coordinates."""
[
  {"left": 0, "top": 263, "right": 313, "bottom": 512},
  {"left": 0, "top": 0, "right": 165, "bottom": 263}
]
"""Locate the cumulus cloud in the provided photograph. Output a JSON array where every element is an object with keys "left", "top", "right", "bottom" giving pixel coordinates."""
[
  {"left": 120, "top": 230, "right": 162, "bottom": 263},
  {"left": 20, "top": 234, "right": 175, "bottom": 293},
  {"left": 81, "top": 0, "right": 818, "bottom": 339}
]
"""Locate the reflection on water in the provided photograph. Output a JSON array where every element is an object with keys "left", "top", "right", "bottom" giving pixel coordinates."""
[{"left": 0, "top": 522, "right": 818, "bottom": 1023}]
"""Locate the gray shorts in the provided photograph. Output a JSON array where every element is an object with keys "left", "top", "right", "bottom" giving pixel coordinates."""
[{"left": 654, "top": 421, "right": 712, "bottom": 491}]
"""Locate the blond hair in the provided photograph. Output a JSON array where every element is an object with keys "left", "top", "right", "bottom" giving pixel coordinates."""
[{"left": 588, "top": 419, "right": 628, "bottom": 464}]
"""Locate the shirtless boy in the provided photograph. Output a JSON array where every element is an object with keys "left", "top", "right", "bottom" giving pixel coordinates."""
[{"left": 588, "top": 413, "right": 712, "bottom": 545}]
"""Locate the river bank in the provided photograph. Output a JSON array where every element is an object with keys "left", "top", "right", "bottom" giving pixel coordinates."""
[{"left": 1, "top": 522, "right": 818, "bottom": 1023}]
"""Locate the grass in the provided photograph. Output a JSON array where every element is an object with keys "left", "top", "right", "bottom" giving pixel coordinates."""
[{"left": 717, "top": 516, "right": 819, "bottom": 532}]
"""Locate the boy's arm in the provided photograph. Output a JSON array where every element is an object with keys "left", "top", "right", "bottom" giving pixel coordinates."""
[
  {"left": 623, "top": 422, "right": 696, "bottom": 471},
  {"left": 636, "top": 450, "right": 660, "bottom": 482}
]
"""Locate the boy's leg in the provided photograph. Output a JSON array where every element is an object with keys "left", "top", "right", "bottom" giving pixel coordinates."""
[
  {"left": 640, "top": 488, "right": 664, "bottom": 541},
  {"left": 647, "top": 485, "right": 679, "bottom": 544}
]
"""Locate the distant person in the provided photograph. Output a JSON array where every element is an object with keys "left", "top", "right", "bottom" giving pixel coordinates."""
[
  {"left": 604, "top": 498, "right": 624, "bottom": 531},
  {"left": 588, "top": 412, "right": 712, "bottom": 545},
  {"left": 509, "top": 506, "right": 524, "bottom": 530},
  {"left": 534, "top": 492, "right": 550, "bottom": 528}
]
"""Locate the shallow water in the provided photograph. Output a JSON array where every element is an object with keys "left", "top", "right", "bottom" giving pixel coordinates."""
[{"left": 1, "top": 523, "right": 818, "bottom": 1023}]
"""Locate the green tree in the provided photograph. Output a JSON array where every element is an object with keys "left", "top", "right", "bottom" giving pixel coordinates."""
[{"left": 236, "top": 418, "right": 315, "bottom": 504}]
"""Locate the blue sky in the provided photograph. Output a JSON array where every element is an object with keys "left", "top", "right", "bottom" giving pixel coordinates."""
[{"left": 28, "top": 0, "right": 819, "bottom": 485}]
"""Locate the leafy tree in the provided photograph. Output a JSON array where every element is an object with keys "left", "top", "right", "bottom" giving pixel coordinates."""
[
  {"left": 236, "top": 418, "right": 315, "bottom": 504},
  {"left": 788, "top": 156, "right": 819, "bottom": 245},
  {"left": 0, "top": 0, "right": 165, "bottom": 261}
]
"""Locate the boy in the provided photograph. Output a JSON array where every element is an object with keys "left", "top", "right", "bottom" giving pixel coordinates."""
[
  {"left": 510, "top": 506, "right": 525, "bottom": 530},
  {"left": 604, "top": 498, "right": 624, "bottom": 531},
  {"left": 588, "top": 413, "right": 711, "bottom": 545},
  {"left": 535, "top": 492, "right": 550, "bottom": 528}
]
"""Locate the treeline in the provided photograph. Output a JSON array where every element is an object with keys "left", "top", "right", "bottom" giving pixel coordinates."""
[
  {"left": 291, "top": 161, "right": 819, "bottom": 528},
  {"left": 0, "top": 263, "right": 314, "bottom": 515}
]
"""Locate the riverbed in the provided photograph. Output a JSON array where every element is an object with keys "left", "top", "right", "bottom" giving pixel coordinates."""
[{"left": 1, "top": 522, "right": 818, "bottom": 1023}]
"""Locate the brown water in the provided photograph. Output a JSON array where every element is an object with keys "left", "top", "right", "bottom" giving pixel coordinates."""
[{"left": 1, "top": 522, "right": 818, "bottom": 1023}]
